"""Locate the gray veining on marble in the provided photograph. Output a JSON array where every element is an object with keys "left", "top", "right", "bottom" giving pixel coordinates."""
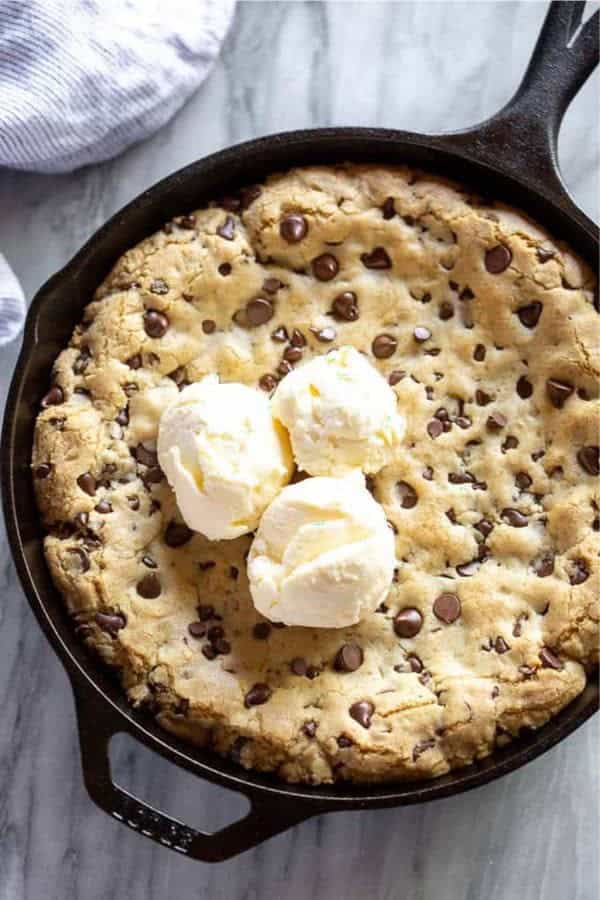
[{"left": 0, "top": 3, "right": 598, "bottom": 899}]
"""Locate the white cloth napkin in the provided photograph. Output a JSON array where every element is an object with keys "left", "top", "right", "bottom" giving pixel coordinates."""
[{"left": 0, "top": 0, "right": 236, "bottom": 345}]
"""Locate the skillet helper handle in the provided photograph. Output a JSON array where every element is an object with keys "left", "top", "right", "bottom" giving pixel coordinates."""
[
  {"left": 448, "top": 1, "right": 599, "bottom": 201},
  {"left": 73, "top": 683, "right": 312, "bottom": 861}
]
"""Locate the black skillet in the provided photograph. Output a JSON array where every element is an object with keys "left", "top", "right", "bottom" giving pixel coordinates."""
[{"left": 2, "top": 1, "right": 598, "bottom": 862}]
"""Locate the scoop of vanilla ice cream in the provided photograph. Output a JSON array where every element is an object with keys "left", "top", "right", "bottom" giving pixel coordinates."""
[
  {"left": 271, "top": 345, "right": 405, "bottom": 477},
  {"left": 157, "top": 377, "right": 293, "bottom": 540},
  {"left": 248, "top": 472, "right": 396, "bottom": 627}
]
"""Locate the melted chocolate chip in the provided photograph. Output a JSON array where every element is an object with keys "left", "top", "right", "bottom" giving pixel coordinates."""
[
  {"left": 34, "top": 463, "right": 53, "bottom": 479},
  {"left": 41, "top": 385, "right": 64, "bottom": 408},
  {"left": 546, "top": 378, "right": 574, "bottom": 408},
  {"left": 73, "top": 348, "right": 91, "bottom": 374},
  {"left": 515, "top": 471, "right": 532, "bottom": 491},
  {"left": 412, "top": 738, "right": 435, "bottom": 762},
  {"left": 516, "top": 376, "right": 533, "bottom": 399},
  {"left": 77, "top": 472, "right": 96, "bottom": 496},
  {"left": 116, "top": 407, "right": 129, "bottom": 426},
  {"left": 494, "top": 636, "right": 510, "bottom": 654},
  {"left": 533, "top": 552, "right": 554, "bottom": 577},
  {"left": 475, "top": 389, "right": 492, "bottom": 406},
  {"left": 94, "top": 500, "right": 112, "bottom": 514},
  {"left": 202, "top": 319, "right": 216, "bottom": 334},
  {"left": 312, "top": 253, "right": 339, "bottom": 281},
  {"left": 372, "top": 333, "right": 397, "bottom": 358},
  {"left": 259, "top": 373, "right": 278, "bottom": 392},
  {"left": 280, "top": 213, "right": 308, "bottom": 243},
  {"left": 485, "top": 244, "right": 512, "bottom": 274},
  {"left": 427, "top": 419, "right": 444, "bottom": 439},
  {"left": 433, "top": 592, "right": 461, "bottom": 624},
  {"left": 577, "top": 446, "right": 599, "bottom": 476},
  {"left": 334, "top": 644, "right": 364, "bottom": 672},
  {"left": 388, "top": 370, "right": 406, "bottom": 386},
  {"left": 397, "top": 481, "right": 418, "bottom": 508},
  {"left": 133, "top": 443, "right": 158, "bottom": 467},
  {"left": 302, "top": 720, "right": 318, "bottom": 738},
  {"left": 136, "top": 573, "right": 161, "bottom": 599},
  {"left": 332, "top": 291, "right": 359, "bottom": 321},
  {"left": 263, "top": 278, "right": 283, "bottom": 293},
  {"left": 486, "top": 411, "right": 507, "bottom": 431},
  {"left": 539, "top": 647, "right": 563, "bottom": 670},
  {"left": 246, "top": 297, "right": 274, "bottom": 326},
  {"left": 188, "top": 621, "right": 206, "bottom": 638},
  {"left": 569, "top": 559, "right": 589, "bottom": 585},
  {"left": 473, "top": 343, "right": 486, "bottom": 361},
  {"left": 68, "top": 547, "right": 90, "bottom": 573},
  {"left": 284, "top": 346, "right": 303, "bottom": 364},
  {"left": 516, "top": 302, "right": 543, "bottom": 328},
  {"left": 217, "top": 216, "right": 235, "bottom": 240},
  {"left": 349, "top": 700, "right": 374, "bottom": 729},
  {"left": 393, "top": 608, "right": 423, "bottom": 638},
  {"left": 218, "top": 263, "right": 231, "bottom": 276},
  {"left": 164, "top": 521, "right": 194, "bottom": 547},
  {"left": 144, "top": 309, "right": 169, "bottom": 338},
  {"left": 502, "top": 435, "right": 519, "bottom": 452},
  {"left": 95, "top": 611, "right": 126, "bottom": 635},
  {"left": 252, "top": 622, "right": 271, "bottom": 640},
  {"left": 244, "top": 683, "right": 272, "bottom": 707},
  {"left": 291, "top": 657, "right": 308, "bottom": 676},
  {"left": 501, "top": 508, "right": 528, "bottom": 527},
  {"left": 382, "top": 197, "right": 396, "bottom": 219},
  {"left": 439, "top": 302, "right": 454, "bottom": 320},
  {"left": 337, "top": 735, "right": 353, "bottom": 748},
  {"left": 361, "top": 247, "right": 391, "bottom": 269},
  {"left": 197, "top": 604, "right": 215, "bottom": 621}
]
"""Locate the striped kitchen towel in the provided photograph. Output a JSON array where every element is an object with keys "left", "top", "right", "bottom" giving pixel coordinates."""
[{"left": 0, "top": 0, "right": 236, "bottom": 343}]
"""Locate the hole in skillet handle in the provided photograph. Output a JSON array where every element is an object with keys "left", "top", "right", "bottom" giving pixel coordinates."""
[{"left": 72, "top": 682, "right": 312, "bottom": 861}]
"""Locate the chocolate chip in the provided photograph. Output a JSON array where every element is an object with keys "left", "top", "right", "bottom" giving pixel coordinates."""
[
  {"left": 412, "top": 738, "right": 435, "bottom": 762},
  {"left": 175, "top": 214, "right": 196, "bottom": 229},
  {"left": 73, "top": 348, "right": 91, "bottom": 374},
  {"left": 433, "top": 593, "right": 461, "bottom": 624},
  {"left": 246, "top": 297, "right": 274, "bottom": 326},
  {"left": 539, "top": 647, "right": 563, "bottom": 670},
  {"left": 388, "top": 370, "right": 406, "bottom": 386},
  {"left": 502, "top": 435, "right": 519, "bottom": 452},
  {"left": 277, "top": 360, "right": 293, "bottom": 376},
  {"left": 115, "top": 406, "right": 129, "bottom": 426},
  {"left": 253, "top": 622, "right": 271, "bottom": 640},
  {"left": 533, "top": 552, "right": 554, "bottom": 577},
  {"left": 546, "top": 378, "right": 574, "bottom": 409},
  {"left": 486, "top": 411, "right": 507, "bottom": 431},
  {"left": 198, "top": 561, "right": 216, "bottom": 572},
  {"left": 537, "top": 246, "right": 555, "bottom": 262},
  {"left": 516, "top": 302, "right": 543, "bottom": 328},
  {"left": 290, "top": 328, "right": 306, "bottom": 347},
  {"left": 349, "top": 700, "right": 374, "bottom": 729},
  {"left": 473, "top": 344, "right": 486, "bottom": 362},
  {"left": 136, "top": 573, "right": 161, "bottom": 598},
  {"left": 68, "top": 547, "right": 90, "bottom": 573},
  {"left": 259, "top": 373, "right": 278, "bottom": 392},
  {"left": 271, "top": 326, "right": 288, "bottom": 343},
  {"left": 334, "top": 644, "right": 364, "bottom": 672},
  {"left": 217, "top": 216, "right": 235, "bottom": 240},
  {"left": 475, "top": 389, "right": 492, "bottom": 406},
  {"left": 439, "top": 302, "right": 454, "bottom": 320},
  {"left": 197, "top": 604, "right": 215, "bottom": 621},
  {"left": 41, "top": 385, "right": 64, "bottom": 408},
  {"left": 414, "top": 326, "right": 431, "bottom": 343},
  {"left": 455, "top": 416, "right": 472, "bottom": 429},
  {"left": 133, "top": 443, "right": 158, "bottom": 467},
  {"left": 577, "top": 446, "right": 599, "bottom": 476},
  {"left": 302, "top": 720, "right": 318, "bottom": 738},
  {"left": 427, "top": 419, "right": 444, "bottom": 439},
  {"left": 282, "top": 346, "right": 302, "bottom": 365},
  {"left": 126, "top": 353, "right": 142, "bottom": 371},
  {"left": 291, "top": 657, "right": 308, "bottom": 676},
  {"left": 77, "top": 472, "right": 96, "bottom": 496},
  {"left": 312, "top": 253, "right": 339, "bottom": 281},
  {"left": 244, "top": 683, "right": 272, "bottom": 707},
  {"left": 501, "top": 508, "right": 528, "bottom": 527},
  {"left": 95, "top": 611, "right": 126, "bottom": 636},
  {"left": 515, "top": 472, "right": 532, "bottom": 490},
  {"left": 201, "top": 319, "right": 216, "bottom": 335},
  {"left": 280, "top": 213, "right": 308, "bottom": 243},
  {"left": 34, "top": 463, "right": 53, "bottom": 479},
  {"left": 407, "top": 654, "right": 423, "bottom": 673},
  {"left": 332, "top": 291, "right": 359, "bottom": 322},
  {"left": 397, "top": 481, "right": 418, "bottom": 509},
  {"left": 149, "top": 278, "right": 169, "bottom": 295},
  {"left": 144, "top": 309, "right": 169, "bottom": 338},
  {"left": 422, "top": 466, "right": 433, "bottom": 481},
  {"left": 393, "top": 608, "right": 423, "bottom": 638},
  {"left": 202, "top": 644, "right": 217, "bottom": 660},
  {"left": 569, "top": 559, "right": 589, "bottom": 585},
  {"left": 263, "top": 277, "right": 283, "bottom": 294},
  {"left": 361, "top": 247, "right": 391, "bottom": 269},
  {"left": 94, "top": 500, "right": 112, "bottom": 514},
  {"left": 372, "top": 333, "right": 397, "bottom": 358},
  {"left": 382, "top": 197, "right": 395, "bottom": 219},
  {"left": 188, "top": 621, "right": 206, "bottom": 638},
  {"left": 516, "top": 376, "right": 533, "bottom": 399},
  {"left": 218, "top": 263, "right": 232, "bottom": 276},
  {"left": 485, "top": 244, "right": 512, "bottom": 274},
  {"left": 311, "top": 326, "right": 336, "bottom": 343},
  {"left": 494, "top": 636, "right": 510, "bottom": 654},
  {"left": 207, "top": 625, "right": 224, "bottom": 643},
  {"left": 306, "top": 665, "right": 320, "bottom": 680},
  {"left": 337, "top": 735, "right": 353, "bottom": 748},
  {"left": 457, "top": 559, "right": 481, "bottom": 577},
  {"left": 164, "top": 521, "right": 194, "bottom": 548},
  {"left": 127, "top": 495, "right": 140, "bottom": 511},
  {"left": 448, "top": 471, "right": 475, "bottom": 485}
]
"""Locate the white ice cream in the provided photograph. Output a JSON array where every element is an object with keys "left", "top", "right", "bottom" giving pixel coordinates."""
[
  {"left": 247, "top": 472, "right": 396, "bottom": 628},
  {"left": 157, "top": 377, "right": 293, "bottom": 540},
  {"left": 271, "top": 345, "right": 405, "bottom": 477}
]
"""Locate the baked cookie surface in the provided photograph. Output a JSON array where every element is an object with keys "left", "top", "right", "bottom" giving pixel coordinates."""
[{"left": 33, "top": 165, "right": 599, "bottom": 784}]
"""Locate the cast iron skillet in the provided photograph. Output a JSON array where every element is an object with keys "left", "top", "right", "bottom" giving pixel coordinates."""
[{"left": 2, "top": 1, "right": 598, "bottom": 862}]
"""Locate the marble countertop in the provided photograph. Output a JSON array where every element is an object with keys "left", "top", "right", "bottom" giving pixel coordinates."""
[{"left": 0, "top": 3, "right": 597, "bottom": 898}]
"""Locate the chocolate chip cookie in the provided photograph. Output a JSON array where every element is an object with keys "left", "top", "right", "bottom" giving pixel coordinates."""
[{"left": 32, "top": 165, "right": 599, "bottom": 784}]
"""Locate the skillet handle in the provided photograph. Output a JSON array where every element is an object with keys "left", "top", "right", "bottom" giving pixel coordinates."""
[
  {"left": 444, "top": 1, "right": 599, "bottom": 208},
  {"left": 72, "top": 682, "right": 312, "bottom": 861}
]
